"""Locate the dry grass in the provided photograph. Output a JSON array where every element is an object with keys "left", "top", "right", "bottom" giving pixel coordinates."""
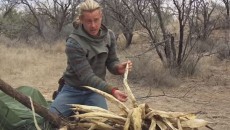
[
  {"left": 116, "top": 43, "right": 179, "bottom": 88},
  {"left": 0, "top": 39, "right": 66, "bottom": 99}
]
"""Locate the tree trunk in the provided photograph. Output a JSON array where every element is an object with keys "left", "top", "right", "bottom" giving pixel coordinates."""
[
  {"left": 124, "top": 32, "right": 133, "bottom": 48},
  {"left": 177, "top": 24, "right": 184, "bottom": 66},
  {"left": 0, "top": 78, "right": 66, "bottom": 128},
  {"left": 170, "top": 35, "right": 177, "bottom": 67}
]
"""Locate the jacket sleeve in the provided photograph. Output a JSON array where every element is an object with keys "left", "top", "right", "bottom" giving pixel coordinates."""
[
  {"left": 106, "top": 30, "right": 120, "bottom": 75},
  {"left": 65, "top": 38, "right": 114, "bottom": 94}
]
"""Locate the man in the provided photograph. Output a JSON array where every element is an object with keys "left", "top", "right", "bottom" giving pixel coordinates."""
[{"left": 50, "top": 0, "right": 132, "bottom": 117}]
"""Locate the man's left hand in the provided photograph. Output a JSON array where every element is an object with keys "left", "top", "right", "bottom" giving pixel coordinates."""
[
  {"left": 117, "top": 60, "right": 132, "bottom": 75},
  {"left": 112, "top": 90, "right": 128, "bottom": 102}
]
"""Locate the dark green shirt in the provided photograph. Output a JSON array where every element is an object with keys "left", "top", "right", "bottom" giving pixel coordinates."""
[{"left": 63, "top": 24, "right": 120, "bottom": 94}]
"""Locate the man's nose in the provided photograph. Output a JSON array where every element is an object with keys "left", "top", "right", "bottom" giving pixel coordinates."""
[{"left": 91, "top": 21, "right": 96, "bottom": 28}]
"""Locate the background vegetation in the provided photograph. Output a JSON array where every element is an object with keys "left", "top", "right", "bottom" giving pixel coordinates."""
[
  {"left": 0, "top": 0, "right": 229, "bottom": 87},
  {"left": 0, "top": 0, "right": 229, "bottom": 90}
]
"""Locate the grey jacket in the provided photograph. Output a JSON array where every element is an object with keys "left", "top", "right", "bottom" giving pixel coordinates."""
[{"left": 63, "top": 24, "right": 120, "bottom": 94}]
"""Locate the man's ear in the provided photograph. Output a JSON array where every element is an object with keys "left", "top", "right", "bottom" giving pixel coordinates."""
[
  {"left": 73, "top": 21, "right": 79, "bottom": 29},
  {"left": 72, "top": 17, "right": 81, "bottom": 28},
  {"left": 79, "top": 15, "right": 84, "bottom": 23},
  {"left": 100, "top": 11, "right": 103, "bottom": 17}
]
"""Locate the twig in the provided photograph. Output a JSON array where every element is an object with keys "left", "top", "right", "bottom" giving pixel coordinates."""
[
  {"left": 126, "top": 39, "right": 168, "bottom": 58},
  {"left": 136, "top": 86, "right": 213, "bottom": 105},
  {"left": 29, "top": 96, "right": 42, "bottom": 130}
]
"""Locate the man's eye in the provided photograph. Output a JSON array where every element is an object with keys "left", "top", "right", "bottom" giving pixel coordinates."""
[{"left": 94, "top": 19, "right": 99, "bottom": 23}]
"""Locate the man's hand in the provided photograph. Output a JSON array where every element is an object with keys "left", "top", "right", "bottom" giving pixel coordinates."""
[
  {"left": 112, "top": 90, "right": 128, "bottom": 102},
  {"left": 117, "top": 60, "right": 133, "bottom": 75}
]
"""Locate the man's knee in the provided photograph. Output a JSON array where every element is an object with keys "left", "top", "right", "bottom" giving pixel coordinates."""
[
  {"left": 49, "top": 105, "right": 73, "bottom": 117},
  {"left": 85, "top": 93, "right": 107, "bottom": 109}
]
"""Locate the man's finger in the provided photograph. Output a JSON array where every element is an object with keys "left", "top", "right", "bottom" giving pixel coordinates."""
[{"left": 119, "top": 97, "right": 127, "bottom": 102}]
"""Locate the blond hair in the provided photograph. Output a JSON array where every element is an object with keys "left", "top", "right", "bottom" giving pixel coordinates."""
[
  {"left": 78, "top": 0, "right": 102, "bottom": 16},
  {"left": 73, "top": 0, "right": 102, "bottom": 28}
]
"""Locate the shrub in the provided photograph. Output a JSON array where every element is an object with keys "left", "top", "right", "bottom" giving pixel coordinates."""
[
  {"left": 178, "top": 56, "right": 201, "bottom": 76},
  {"left": 216, "top": 43, "right": 230, "bottom": 60},
  {"left": 195, "top": 39, "right": 215, "bottom": 53},
  {"left": 128, "top": 55, "right": 179, "bottom": 88}
]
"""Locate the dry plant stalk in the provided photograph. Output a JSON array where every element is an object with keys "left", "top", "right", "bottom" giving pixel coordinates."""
[
  {"left": 29, "top": 97, "right": 42, "bottom": 130},
  {"left": 69, "top": 63, "right": 209, "bottom": 130},
  {"left": 82, "top": 86, "right": 129, "bottom": 115},
  {"left": 123, "top": 63, "right": 138, "bottom": 108},
  {"left": 69, "top": 104, "right": 114, "bottom": 114}
]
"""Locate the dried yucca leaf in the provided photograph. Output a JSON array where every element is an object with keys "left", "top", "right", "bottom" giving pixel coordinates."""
[
  {"left": 149, "top": 118, "right": 157, "bottom": 130},
  {"left": 86, "top": 119, "right": 114, "bottom": 130},
  {"left": 88, "top": 118, "right": 108, "bottom": 130},
  {"left": 82, "top": 86, "right": 129, "bottom": 114},
  {"left": 59, "top": 126, "right": 67, "bottom": 130},
  {"left": 146, "top": 109, "right": 195, "bottom": 119},
  {"left": 177, "top": 118, "right": 183, "bottom": 130},
  {"left": 139, "top": 103, "right": 147, "bottom": 118},
  {"left": 156, "top": 120, "right": 167, "bottom": 130},
  {"left": 83, "top": 118, "right": 108, "bottom": 130},
  {"left": 124, "top": 109, "right": 133, "bottom": 130},
  {"left": 77, "top": 116, "right": 106, "bottom": 121},
  {"left": 131, "top": 106, "right": 143, "bottom": 130},
  {"left": 70, "top": 104, "right": 114, "bottom": 114},
  {"left": 123, "top": 63, "right": 138, "bottom": 108},
  {"left": 77, "top": 122, "right": 93, "bottom": 128},
  {"left": 161, "top": 117, "right": 178, "bottom": 130},
  {"left": 179, "top": 114, "right": 196, "bottom": 121},
  {"left": 74, "top": 112, "right": 126, "bottom": 124},
  {"left": 181, "top": 119, "right": 208, "bottom": 128}
]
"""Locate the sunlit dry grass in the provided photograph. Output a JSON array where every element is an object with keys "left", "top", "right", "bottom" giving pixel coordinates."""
[{"left": 0, "top": 40, "right": 66, "bottom": 99}]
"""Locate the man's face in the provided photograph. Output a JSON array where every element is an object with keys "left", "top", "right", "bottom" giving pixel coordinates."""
[{"left": 80, "top": 9, "right": 102, "bottom": 36}]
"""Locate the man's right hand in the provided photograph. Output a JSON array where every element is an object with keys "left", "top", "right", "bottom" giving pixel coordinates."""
[{"left": 112, "top": 90, "right": 128, "bottom": 102}]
